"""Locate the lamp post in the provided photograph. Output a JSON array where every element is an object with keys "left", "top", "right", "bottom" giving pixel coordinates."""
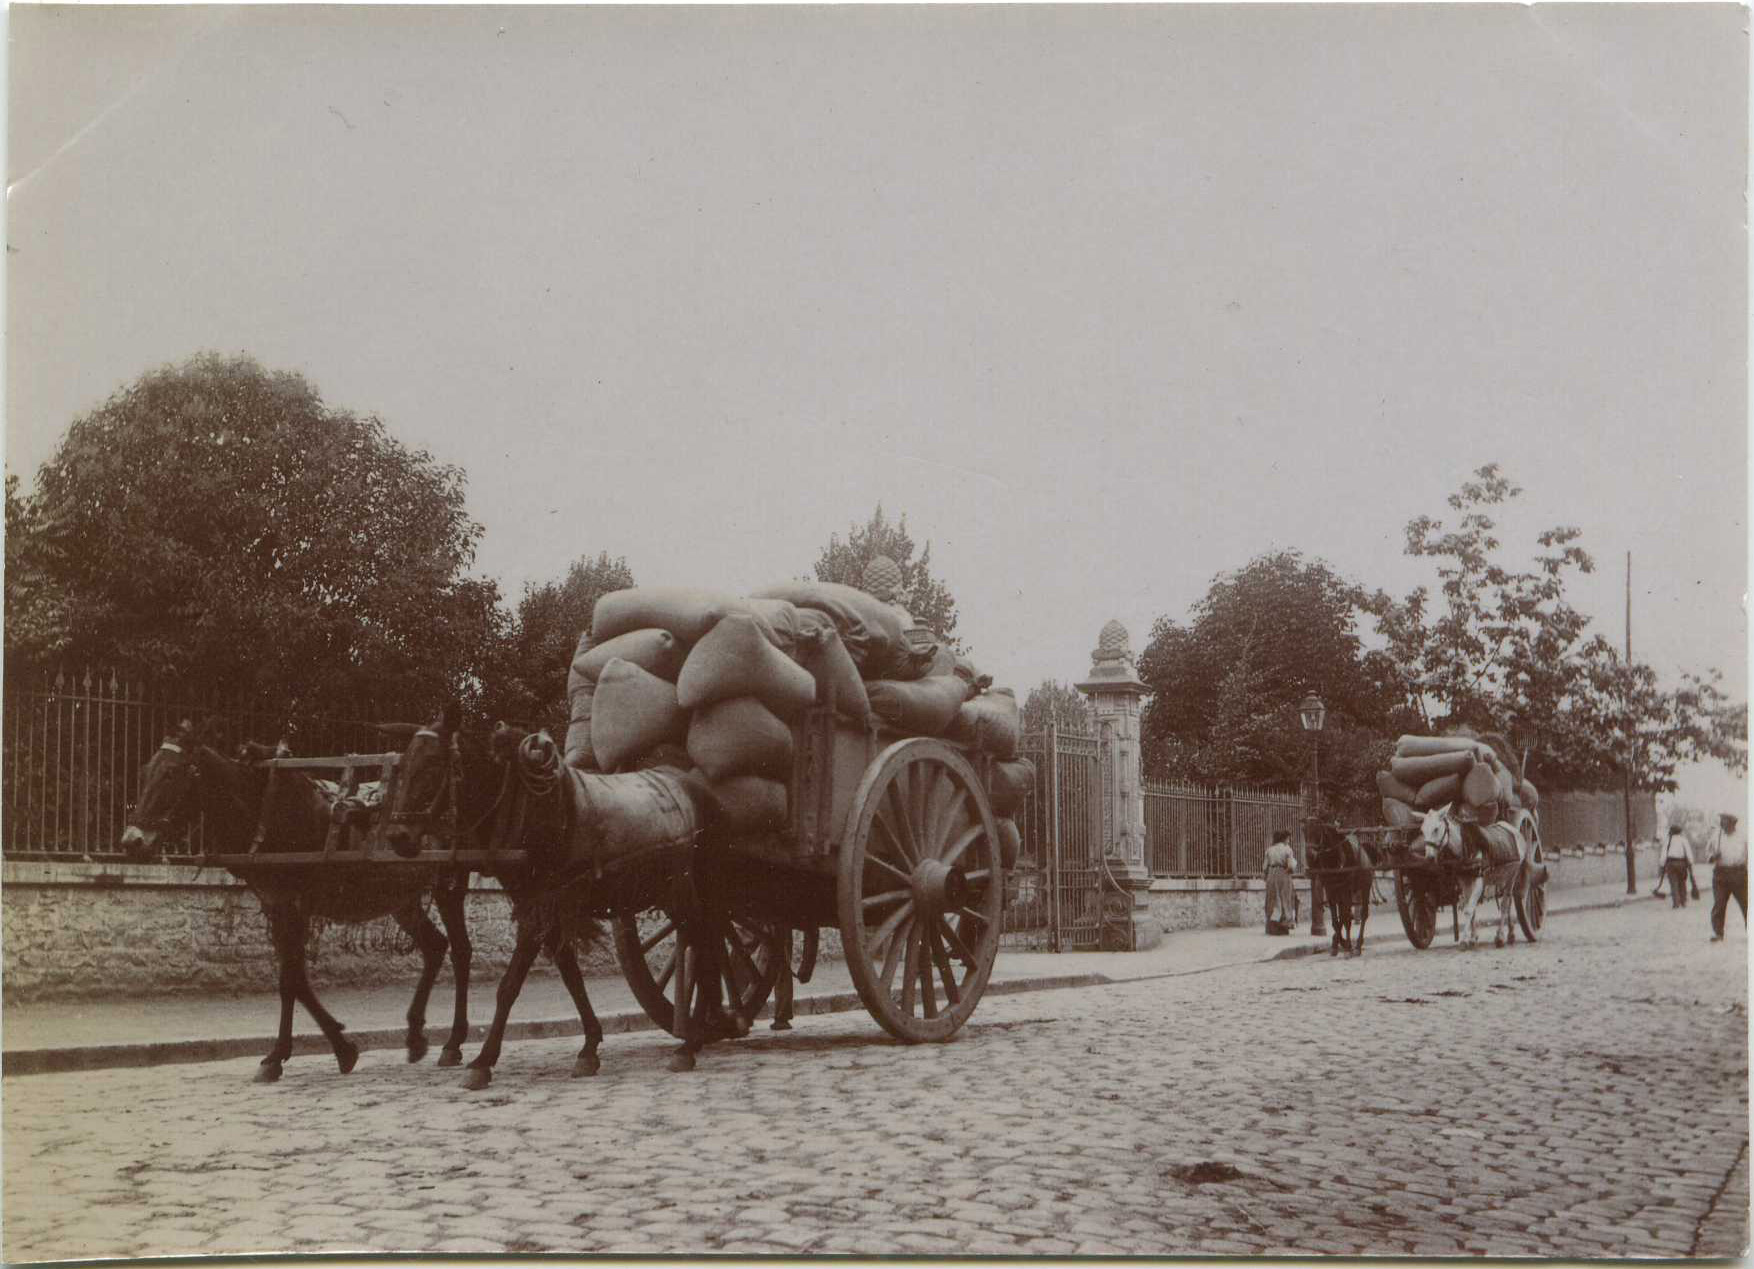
[{"left": 1300, "top": 692, "right": 1328, "bottom": 938}]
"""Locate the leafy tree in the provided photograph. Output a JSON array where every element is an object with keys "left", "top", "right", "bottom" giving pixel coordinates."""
[
  {"left": 5, "top": 353, "right": 501, "bottom": 723},
  {"left": 811, "top": 505, "right": 961, "bottom": 648},
  {"left": 478, "top": 552, "right": 635, "bottom": 733},
  {"left": 1021, "top": 679, "right": 1094, "bottom": 735},
  {"left": 1138, "top": 550, "right": 1407, "bottom": 807},
  {"left": 1365, "top": 463, "right": 1746, "bottom": 790}
]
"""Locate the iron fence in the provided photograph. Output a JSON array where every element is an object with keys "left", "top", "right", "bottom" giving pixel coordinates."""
[
  {"left": 2, "top": 668, "right": 418, "bottom": 861},
  {"left": 1143, "top": 780, "right": 1305, "bottom": 877}
]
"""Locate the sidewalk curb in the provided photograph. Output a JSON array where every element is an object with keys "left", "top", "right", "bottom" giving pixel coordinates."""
[
  {"left": 1, "top": 972, "right": 1107, "bottom": 1079},
  {"left": 1268, "top": 891, "right": 1655, "bottom": 961}
]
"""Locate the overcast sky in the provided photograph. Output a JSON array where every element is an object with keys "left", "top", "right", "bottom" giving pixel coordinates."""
[{"left": 7, "top": 4, "right": 1747, "bottom": 813}]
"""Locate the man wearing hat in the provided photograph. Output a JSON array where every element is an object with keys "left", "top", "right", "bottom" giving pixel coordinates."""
[{"left": 1706, "top": 811, "right": 1747, "bottom": 941}]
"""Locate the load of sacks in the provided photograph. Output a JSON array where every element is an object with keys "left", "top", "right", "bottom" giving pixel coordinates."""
[
  {"left": 1376, "top": 732, "right": 1539, "bottom": 828},
  {"left": 560, "top": 583, "right": 1034, "bottom": 869}
]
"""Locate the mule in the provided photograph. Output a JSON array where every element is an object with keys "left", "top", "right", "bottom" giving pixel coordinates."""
[
  {"left": 1418, "top": 803, "right": 1522, "bottom": 950},
  {"left": 119, "top": 719, "right": 474, "bottom": 1081},
  {"left": 1304, "top": 818, "right": 1379, "bottom": 957},
  {"left": 383, "top": 706, "right": 746, "bottom": 1087}
]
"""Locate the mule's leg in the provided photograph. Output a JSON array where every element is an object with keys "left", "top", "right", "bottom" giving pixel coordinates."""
[
  {"left": 550, "top": 942, "right": 604, "bottom": 1078},
  {"left": 279, "top": 909, "right": 358, "bottom": 1074},
  {"left": 255, "top": 900, "right": 303, "bottom": 1084},
  {"left": 1352, "top": 880, "right": 1369, "bottom": 955},
  {"left": 1458, "top": 877, "right": 1485, "bottom": 949},
  {"left": 462, "top": 921, "right": 543, "bottom": 1091},
  {"left": 393, "top": 899, "right": 449, "bottom": 1064},
  {"left": 431, "top": 875, "right": 473, "bottom": 1067},
  {"left": 772, "top": 929, "right": 795, "bottom": 1031}
]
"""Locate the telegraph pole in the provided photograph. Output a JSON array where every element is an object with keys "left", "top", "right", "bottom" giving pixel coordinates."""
[{"left": 1624, "top": 551, "right": 1637, "bottom": 895}]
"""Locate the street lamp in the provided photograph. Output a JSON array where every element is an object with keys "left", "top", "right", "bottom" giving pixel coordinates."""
[{"left": 1300, "top": 693, "right": 1328, "bottom": 937}]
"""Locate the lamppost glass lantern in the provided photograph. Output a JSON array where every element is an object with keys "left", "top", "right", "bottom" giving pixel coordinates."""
[
  {"left": 1298, "top": 692, "right": 1327, "bottom": 936},
  {"left": 1299, "top": 693, "right": 1327, "bottom": 733}
]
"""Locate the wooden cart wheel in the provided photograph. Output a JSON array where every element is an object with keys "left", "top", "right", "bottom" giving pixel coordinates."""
[
  {"left": 1394, "top": 869, "right": 1437, "bottom": 950},
  {"left": 612, "top": 906, "right": 786, "bottom": 1037},
  {"left": 836, "top": 738, "right": 1002, "bottom": 1043},
  {"left": 1514, "top": 821, "right": 1546, "bottom": 942}
]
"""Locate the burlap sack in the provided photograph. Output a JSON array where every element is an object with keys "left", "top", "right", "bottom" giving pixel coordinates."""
[
  {"left": 996, "top": 817, "right": 1022, "bottom": 870},
  {"left": 687, "top": 697, "right": 795, "bottom": 782},
  {"left": 676, "top": 612, "right": 818, "bottom": 720},
  {"left": 1518, "top": 779, "right": 1540, "bottom": 810},
  {"left": 1390, "top": 750, "right": 1476, "bottom": 785},
  {"left": 946, "top": 688, "right": 1020, "bottom": 760},
  {"left": 1394, "top": 735, "right": 1485, "bottom": 759},
  {"left": 990, "top": 758, "right": 1036, "bottom": 818},
  {"left": 1381, "top": 797, "right": 1417, "bottom": 827},
  {"left": 1414, "top": 772, "right": 1464, "bottom": 809},
  {"left": 1376, "top": 769, "right": 1421, "bottom": 805},
  {"left": 796, "top": 624, "right": 873, "bottom": 726},
  {"left": 709, "top": 776, "right": 789, "bottom": 834},
  {"left": 752, "top": 581, "right": 910, "bottom": 679},
  {"left": 1461, "top": 761, "right": 1498, "bottom": 809},
  {"left": 702, "top": 598, "right": 807, "bottom": 656},
  {"left": 564, "top": 681, "right": 598, "bottom": 770},
  {"left": 590, "top": 658, "right": 688, "bottom": 772},
  {"left": 866, "top": 675, "right": 970, "bottom": 737},
  {"left": 573, "top": 628, "right": 686, "bottom": 685},
  {"left": 593, "top": 587, "right": 741, "bottom": 646}
]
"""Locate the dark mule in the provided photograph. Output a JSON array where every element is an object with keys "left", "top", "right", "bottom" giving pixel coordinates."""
[
  {"left": 1304, "top": 818, "right": 1379, "bottom": 957},
  {"left": 119, "top": 719, "right": 473, "bottom": 1081},
  {"left": 385, "top": 707, "right": 739, "bottom": 1088}
]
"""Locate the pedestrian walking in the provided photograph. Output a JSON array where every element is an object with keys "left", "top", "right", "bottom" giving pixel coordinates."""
[
  {"left": 1263, "top": 830, "right": 1297, "bottom": 936},
  {"left": 1707, "top": 812, "right": 1747, "bottom": 942},
  {"left": 1661, "top": 826, "right": 1695, "bottom": 908},
  {"left": 1654, "top": 833, "right": 1702, "bottom": 901}
]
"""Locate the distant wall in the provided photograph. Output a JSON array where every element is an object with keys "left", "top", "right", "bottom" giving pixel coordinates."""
[{"left": 0, "top": 861, "right": 621, "bottom": 1005}]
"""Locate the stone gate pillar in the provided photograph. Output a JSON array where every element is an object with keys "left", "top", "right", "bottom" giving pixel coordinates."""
[{"left": 1077, "top": 619, "right": 1163, "bottom": 952}]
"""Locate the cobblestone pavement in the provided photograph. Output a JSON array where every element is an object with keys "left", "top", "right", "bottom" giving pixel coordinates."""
[{"left": 5, "top": 899, "right": 1746, "bottom": 1261}]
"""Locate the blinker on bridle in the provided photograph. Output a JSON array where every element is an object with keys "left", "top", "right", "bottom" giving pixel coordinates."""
[
  {"left": 388, "top": 727, "right": 463, "bottom": 828},
  {"left": 129, "top": 739, "right": 199, "bottom": 831}
]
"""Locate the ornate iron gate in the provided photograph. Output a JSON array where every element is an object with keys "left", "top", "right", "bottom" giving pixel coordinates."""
[{"left": 1004, "top": 725, "right": 1104, "bottom": 952}]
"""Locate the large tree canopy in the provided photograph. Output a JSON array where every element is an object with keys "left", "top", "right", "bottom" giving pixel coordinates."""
[
  {"left": 1021, "top": 679, "right": 1094, "bottom": 735},
  {"left": 5, "top": 353, "right": 501, "bottom": 720},
  {"left": 1138, "top": 550, "right": 1407, "bottom": 808},
  {"left": 811, "top": 505, "right": 961, "bottom": 648},
  {"left": 1364, "top": 464, "right": 1745, "bottom": 792},
  {"left": 478, "top": 551, "right": 635, "bottom": 733}
]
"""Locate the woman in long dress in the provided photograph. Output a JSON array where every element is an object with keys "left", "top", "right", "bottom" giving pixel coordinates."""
[{"left": 1263, "top": 830, "right": 1298, "bottom": 934}]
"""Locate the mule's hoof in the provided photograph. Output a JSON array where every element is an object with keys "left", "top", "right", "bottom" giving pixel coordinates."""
[
  {"left": 572, "top": 1052, "right": 601, "bottom": 1078},
  {"left": 336, "top": 1039, "right": 360, "bottom": 1075},
  {"left": 253, "top": 1062, "right": 283, "bottom": 1084},
  {"left": 436, "top": 1048, "right": 463, "bottom": 1069},
  {"left": 771, "top": 1019, "right": 793, "bottom": 1032},
  {"left": 668, "top": 1050, "right": 697, "bottom": 1073},
  {"left": 406, "top": 1037, "right": 429, "bottom": 1064},
  {"left": 461, "top": 1067, "right": 493, "bottom": 1091}
]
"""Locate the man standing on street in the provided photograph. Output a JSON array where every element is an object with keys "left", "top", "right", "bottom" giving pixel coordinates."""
[
  {"left": 1707, "top": 812, "right": 1746, "bottom": 941},
  {"left": 1662, "top": 826, "right": 1695, "bottom": 909}
]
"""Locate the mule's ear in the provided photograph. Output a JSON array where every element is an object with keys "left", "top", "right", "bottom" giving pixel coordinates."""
[
  {"left": 197, "top": 717, "right": 229, "bottom": 748},
  {"left": 374, "top": 723, "right": 420, "bottom": 743},
  {"left": 441, "top": 701, "right": 462, "bottom": 734}
]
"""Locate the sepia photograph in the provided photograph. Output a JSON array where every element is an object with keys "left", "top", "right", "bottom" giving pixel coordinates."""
[{"left": 3, "top": 2, "right": 1748, "bottom": 1261}]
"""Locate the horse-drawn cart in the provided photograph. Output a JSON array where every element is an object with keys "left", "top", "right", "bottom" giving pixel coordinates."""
[
  {"left": 1349, "top": 811, "right": 1548, "bottom": 950},
  {"left": 200, "top": 697, "right": 1010, "bottom": 1061}
]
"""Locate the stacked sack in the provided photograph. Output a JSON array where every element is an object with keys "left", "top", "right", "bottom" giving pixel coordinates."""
[
  {"left": 1376, "top": 732, "right": 1539, "bottom": 828},
  {"left": 563, "top": 580, "right": 1034, "bottom": 866}
]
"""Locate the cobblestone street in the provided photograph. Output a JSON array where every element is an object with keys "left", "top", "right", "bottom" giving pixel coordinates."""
[{"left": 5, "top": 898, "right": 1746, "bottom": 1261}]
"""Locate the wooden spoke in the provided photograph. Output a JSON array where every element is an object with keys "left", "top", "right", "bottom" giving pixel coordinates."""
[
  {"left": 918, "top": 944, "right": 938, "bottom": 1019},
  {"left": 926, "top": 784, "right": 969, "bottom": 860},
  {"left": 862, "top": 888, "right": 910, "bottom": 913},
  {"left": 884, "top": 778, "right": 923, "bottom": 866},
  {"left": 640, "top": 919, "right": 677, "bottom": 956},
  {"left": 866, "top": 850, "right": 912, "bottom": 887},
  {"left": 879, "top": 916, "right": 913, "bottom": 993},
  {"left": 928, "top": 921, "right": 962, "bottom": 1006},
  {"left": 940, "top": 822, "right": 983, "bottom": 867},
  {"left": 873, "top": 807, "right": 917, "bottom": 869},
  {"left": 939, "top": 916, "right": 976, "bottom": 965},
  {"left": 898, "top": 924, "right": 921, "bottom": 1013},
  {"left": 962, "top": 867, "right": 993, "bottom": 887},
  {"left": 870, "top": 899, "right": 915, "bottom": 951},
  {"left": 951, "top": 904, "right": 991, "bottom": 928},
  {"left": 653, "top": 948, "right": 678, "bottom": 993}
]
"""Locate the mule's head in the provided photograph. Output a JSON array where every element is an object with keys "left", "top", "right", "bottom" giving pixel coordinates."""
[
  {"left": 1419, "top": 803, "right": 1467, "bottom": 861},
  {"left": 120, "top": 718, "right": 214, "bottom": 860},
  {"left": 379, "top": 702, "right": 463, "bottom": 858}
]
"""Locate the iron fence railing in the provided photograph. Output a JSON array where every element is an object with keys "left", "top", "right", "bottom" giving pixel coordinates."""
[
  {"left": 1143, "top": 780, "right": 1304, "bottom": 878},
  {"left": 2, "top": 668, "right": 418, "bottom": 861}
]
